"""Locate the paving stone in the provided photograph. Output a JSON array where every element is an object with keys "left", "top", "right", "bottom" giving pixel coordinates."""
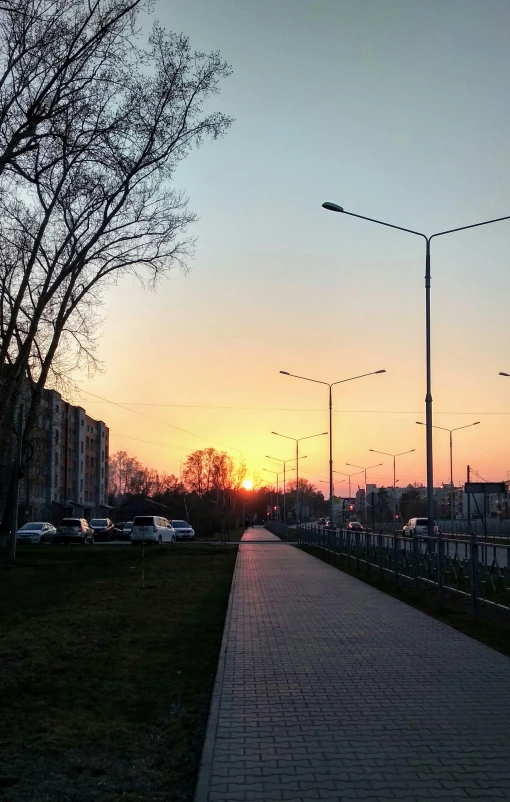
[{"left": 195, "top": 529, "right": 510, "bottom": 801}]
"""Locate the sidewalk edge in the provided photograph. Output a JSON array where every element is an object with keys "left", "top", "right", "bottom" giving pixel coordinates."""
[{"left": 193, "top": 546, "right": 240, "bottom": 802}]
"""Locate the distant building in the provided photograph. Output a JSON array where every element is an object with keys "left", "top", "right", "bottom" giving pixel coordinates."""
[{"left": 18, "top": 389, "right": 109, "bottom": 523}]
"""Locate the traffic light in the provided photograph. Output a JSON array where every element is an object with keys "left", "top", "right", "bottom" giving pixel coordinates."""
[{"left": 349, "top": 504, "right": 354, "bottom": 512}]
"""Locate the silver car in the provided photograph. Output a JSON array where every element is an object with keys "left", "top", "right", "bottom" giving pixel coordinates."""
[
  {"left": 56, "top": 518, "right": 95, "bottom": 544},
  {"left": 402, "top": 517, "right": 439, "bottom": 537},
  {"left": 16, "top": 521, "right": 57, "bottom": 544},
  {"left": 171, "top": 520, "right": 195, "bottom": 540}
]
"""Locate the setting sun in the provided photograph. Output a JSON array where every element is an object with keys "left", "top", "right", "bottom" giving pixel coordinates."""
[{"left": 242, "top": 479, "right": 253, "bottom": 491}]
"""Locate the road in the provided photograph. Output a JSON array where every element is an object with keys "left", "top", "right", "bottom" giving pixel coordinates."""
[{"left": 303, "top": 523, "right": 510, "bottom": 568}]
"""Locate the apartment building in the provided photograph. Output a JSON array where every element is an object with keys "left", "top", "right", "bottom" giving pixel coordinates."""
[{"left": 19, "top": 389, "right": 109, "bottom": 523}]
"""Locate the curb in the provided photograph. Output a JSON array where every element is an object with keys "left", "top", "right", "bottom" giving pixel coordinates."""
[{"left": 193, "top": 545, "right": 240, "bottom": 802}]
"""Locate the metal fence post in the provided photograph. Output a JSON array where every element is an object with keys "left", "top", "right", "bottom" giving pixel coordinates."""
[
  {"left": 437, "top": 532, "right": 445, "bottom": 610},
  {"left": 393, "top": 532, "right": 399, "bottom": 588},
  {"left": 378, "top": 532, "right": 383, "bottom": 580},
  {"left": 355, "top": 531, "right": 360, "bottom": 572},
  {"left": 412, "top": 533, "right": 419, "bottom": 593},
  {"left": 366, "top": 532, "right": 371, "bottom": 577},
  {"left": 470, "top": 534, "right": 479, "bottom": 617}
]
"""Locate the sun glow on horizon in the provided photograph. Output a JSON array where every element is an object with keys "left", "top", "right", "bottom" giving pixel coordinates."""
[{"left": 242, "top": 479, "right": 253, "bottom": 490}]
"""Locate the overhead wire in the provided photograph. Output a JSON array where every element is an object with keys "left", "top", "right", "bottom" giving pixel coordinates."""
[
  {"left": 78, "top": 388, "right": 242, "bottom": 454},
  {"left": 80, "top": 398, "right": 510, "bottom": 415}
]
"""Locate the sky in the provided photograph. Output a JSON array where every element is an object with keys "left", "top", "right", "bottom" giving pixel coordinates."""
[{"left": 77, "top": 0, "right": 510, "bottom": 496}]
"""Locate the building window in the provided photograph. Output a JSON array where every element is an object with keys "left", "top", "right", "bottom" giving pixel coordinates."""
[
  {"left": 86, "top": 437, "right": 89, "bottom": 448},
  {"left": 80, "top": 479, "right": 83, "bottom": 490},
  {"left": 80, "top": 441, "right": 83, "bottom": 454},
  {"left": 101, "top": 467, "right": 104, "bottom": 478},
  {"left": 55, "top": 429, "right": 59, "bottom": 443},
  {"left": 81, "top": 419, "right": 84, "bottom": 427},
  {"left": 55, "top": 454, "right": 58, "bottom": 465}
]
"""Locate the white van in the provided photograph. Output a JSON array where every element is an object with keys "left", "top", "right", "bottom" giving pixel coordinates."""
[
  {"left": 402, "top": 517, "right": 439, "bottom": 537},
  {"left": 131, "top": 516, "right": 176, "bottom": 544}
]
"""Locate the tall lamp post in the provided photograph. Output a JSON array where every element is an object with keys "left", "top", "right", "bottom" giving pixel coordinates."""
[
  {"left": 369, "top": 448, "right": 415, "bottom": 523},
  {"left": 323, "top": 200, "right": 510, "bottom": 539},
  {"left": 266, "top": 456, "right": 301, "bottom": 523},
  {"left": 345, "top": 462, "right": 383, "bottom": 524},
  {"left": 333, "top": 469, "right": 364, "bottom": 519},
  {"left": 263, "top": 467, "right": 295, "bottom": 521},
  {"left": 263, "top": 468, "right": 278, "bottom": 521},
  {"left": 279, "top": 369, "right": 385, "bottom": 527},
  {"left": 272, "top": 431, "right": 327, "bottom": 523},
  {"left": 416, "top": 420, "right": 480, "bottom": 532}
]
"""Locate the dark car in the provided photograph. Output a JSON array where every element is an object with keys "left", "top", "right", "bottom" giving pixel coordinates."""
[
  {"left": 346, "top": 521, "right": 363, "bottom": 531},
  {"left": 56, "top": 518, "right": 94, "bottom": 544},
  {"left": 117, "top": 521, "right": 133, "bottom": 541},
  {"left": 89, "top": 518, "right": 115, "bottom": 542}
]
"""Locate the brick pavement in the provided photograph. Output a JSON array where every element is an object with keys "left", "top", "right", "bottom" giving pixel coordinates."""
[
  {"left": 240, "top": 526, "right": 281, "bottom": 542},
  {"left": 195, "top": 538, "right": 510, "bottom": 802}
]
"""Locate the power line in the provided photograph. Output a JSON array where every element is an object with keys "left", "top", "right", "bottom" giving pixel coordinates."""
[
  {"left": 80, "top": 399, "right": 510, "bottom": 415},
  {"left": 78, "top": 389, "right": 242, "bottom": 454},
  {"left": 110, "top": 431, "right": 193, "bottom": 453}
]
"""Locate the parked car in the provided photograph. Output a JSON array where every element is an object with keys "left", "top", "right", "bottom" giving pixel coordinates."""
[
  {"left": 171, "top": 520, "right": 195, "bottom": 540},
  {"left": 16, "top": 521, "right": 56, "bottom": 544},
  {"left": 89, "top": 518, "right": 115, "bottom": 542},
  {"left": 346, "top": 521, "right": 363, "bottom": 531},
  {"left": 56, "top": 518, "right": 95, "bottom": 544},
  {"left": 118, "top": 521, "right": 133, "bottom": 541},
  {"left": 402, "top": 517, "right": 439, "bottom": 537},
  {"left": 318, "top": 517, "right": 328, "bottom": 527},
  {"left": 131, "top": 516, "right": 176, "bottom": 544}
]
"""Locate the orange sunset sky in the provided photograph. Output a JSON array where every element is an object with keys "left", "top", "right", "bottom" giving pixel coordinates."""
[{"left": 74, "top": 0, "right": 510, "bottom": 496}]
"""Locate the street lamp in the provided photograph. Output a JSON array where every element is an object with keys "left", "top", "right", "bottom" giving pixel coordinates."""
[
  {"left": 265, "top": 456, "right": 301, "bottom": 523},
  {"left": 416, "top": 420, "right": 480, "bottom": 532},
  {"left": 272, "top": 431, "right": 327, "bottom": 523},
  {"left": 345, "top": 462, "right": 383, "bottom": 524},
  {"left": 263, "top": 467, "right": 295, "bottom": 521},
  {"left": 333, "top": 469, "right": 364, "bottom": 518},
  {"left": 279, "top": 369, "right": 385, "bottom": 527},
  {"left": 323, "top": 200, "right": 510, "bottom": 539},
  {"left": 369, "top": 448, "right": 415, "bottom": 523}
]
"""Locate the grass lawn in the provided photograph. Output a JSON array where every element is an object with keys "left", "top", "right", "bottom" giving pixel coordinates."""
[
  {"left": 298, "top": 544, "right": 510, "bottom": 659},
  {"left": 0, "top": 543, "right": 237, "bottom": 802},
  {"left": 198, "top": 525, "right": 245, "bottom": 542}
]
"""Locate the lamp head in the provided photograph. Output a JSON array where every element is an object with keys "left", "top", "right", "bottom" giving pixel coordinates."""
[
  {"left": 322, "top": 201, "right": 344, "bottom": 213},
  {"left": 375, "top": 369, "right": 386, "bottom": 374},
  {"left": 279, "top": 371, "right": 289, "bottom": 375},
  {"left": 499, "top": 372, "right": 510, "bottom": 377}
]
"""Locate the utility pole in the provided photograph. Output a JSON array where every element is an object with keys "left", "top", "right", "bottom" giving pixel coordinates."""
[{"left": 9, "top": 403, "right": 24, "bottom": 562}]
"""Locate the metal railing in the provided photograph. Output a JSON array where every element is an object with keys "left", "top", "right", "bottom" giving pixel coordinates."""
[
  {"left": 297, "top": 525, "right": 510, "bottom": 616},
  {"left": 265, "top": 521, "right": 292, "bottom": 538}
]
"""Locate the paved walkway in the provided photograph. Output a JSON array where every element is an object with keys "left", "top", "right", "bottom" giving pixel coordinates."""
[
  {"left": 195, "top": 539, "right": 510, "bottom": 802},
  {"left": 240, "top": 526, "right": 281, "bottom": 542}
]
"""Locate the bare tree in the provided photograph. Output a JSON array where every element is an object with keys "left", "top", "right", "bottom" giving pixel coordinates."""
[
  {"left": 181, "top": 448, "right": 246, "bottom": 496},
  {"left": 0, "top": 0, "right": 232, "bottom": 522}
]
